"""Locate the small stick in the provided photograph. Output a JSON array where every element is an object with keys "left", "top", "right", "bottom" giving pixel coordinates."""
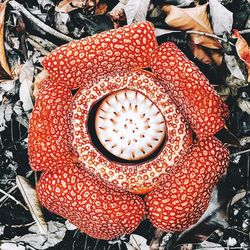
[
  {"left": 8, "top": 0, "right": 73, "bottom": 42},
  {"left": 0, "top": 171, "right": 33, "bottom": 204},
  {"left": 27, "top": 37, "right": 50, "bottom": 56},
  {"left": 0, "top": 185, "right": 17, "bottom": 203},
  {"left": 186, "top": 30, "right": 235, "bottom": 46},
  {"left": 28, "top": 34, "right": 57, "bottom": 51},
  {"left": 230, "top": 148, "right": 250, "bottom": 157},
  {"left": 239, "top": 29, "right": 250, "bottom": 35},
  {"left": 0, "top": 188, "right": 28, "bottom": 211}
]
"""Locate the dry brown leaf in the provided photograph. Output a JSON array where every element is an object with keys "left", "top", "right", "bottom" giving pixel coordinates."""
[
  {"left": 162, "top": 4, "right": 221, "bottom": 48},
  {"left": 162, "top": 4, "right": 222, "bottom": 65},
  {"left": 95, "top": 3, "right": 108, "bottom": 15},
  {"left": 56, "top": 0, "right": 82, "bottom": 13},
  {"left": 16, "top": 175, "right": 48, "bottom": 234},
  {"left": 0, "top": 1, "right": 12, "bottom": 79},
  {"left": 109, "top": 2, "right": 126, "bottom": 28},
  {"left": 232, "top": 29, "right": 250, "bottom": 82},
  {"left": 56, "top": 0, "right": 98, "bottom": 13},
  {"left": 210, "top": 49, "right": 223, "bottom": 65},
  {"left": 189, "top": 41, "right": 213, "bottom": 64},
  {"left": 33, "top": 69, "right": 49, "bottom": 99},
  {"left": 124, "top": 0, "right": 150, "bottom": 24}
]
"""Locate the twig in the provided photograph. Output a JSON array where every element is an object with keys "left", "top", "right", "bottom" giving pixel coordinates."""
[
  {"left": 239, "top": 29, "right": 250, "bottom": 34},
  {"left": 28, "top": 34, "right": 57, "bottom": 51},
  {"left": 0, "top": 188, "right": 28, "bottom": 211},
  {"left": 230, "top": 148, "right": 250, "bottom": 157},
  {"left": 8, "top": 0, "right": 73, "bottom": 42},
  {"left": 4, "top": 221, "right": 35, "bottom": 228},
  {"left": 186, "top": 30, "right": 235, "bottom": 46},
  {"left": 27, "top": 37, "right": 50, "bottom": 56},
  {"left": 0, "top": 185, "right": 17, "bottom": 203},
  {"left": 15, "top": 115, "right": 29, "bottom": 128},
  {"left": 0, "top": 171, "right": 33, "bottom": 204},
  {"left": 84, "top": 234, "right": 88, "bottom": 250}
]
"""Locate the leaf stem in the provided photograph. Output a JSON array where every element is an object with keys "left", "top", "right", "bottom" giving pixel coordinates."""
[
  {"left": 239, "top": 29, "right": 250, "bottom": 34},
  {"left": 0, "top": 188, "right": 28, "bottom": 210},
  {"left": 230, "top": 148, "right": 250, "bottom": 157},
  {"left": 186, "top": 30, "right": 235, "bottom": 46},
  {"left": 0, "top": 171, "right": 33, "bottom": 205},
  {"left": 8, "top": 0, "right": 73, "bottom": 42}
]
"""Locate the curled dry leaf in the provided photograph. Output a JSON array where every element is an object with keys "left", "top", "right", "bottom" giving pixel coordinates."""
[
  {"left": 162, "top": 4, "right": 223, "bottom": 65},
  {"left": 232, "top": 29, "right": 250, "bottom": 82},
  {"left": 56, "top": 0, "right": 80, "bottom": 13},
  {"left": 209, "top": 0, "right": 233, "bottom": 36},
  {"left": 11, "top": 221, "right": 66, "bottom": 249},
  {"left": 0, "top": 1, "right": 12, "bottom": 79},
  {"left": 37, "top": 0, "right": 55, "bottom": 12},
  {"left": 33, "top": 69, "right": 49, "bottom": 99},
  {"left": 237, "top": 98, "right": 250, "bottom": 114},
  {"left": 189, "top": 39, "right": 221, "bottom": 64},
  {"left": 95, "top": 3, "right": 108, "bottom": 15},
  {"left": 19, "top": 61, "right": 34, "bottom": 117},
  {"left": 109, "top": 2, "right": 126, "bottom": 28},
  {"left": 124, "top": 0, "right": 151, "bottom": 24},
  {"left": 56, "top": 0, "right": 99, "bottom": 13},
  {"left": 239, "top": 136, "right": 250, "bottom": 146},
  {"left": 54, "top": 12, "right": 70, "bottom": 35},
  {"left": 148, "top": 4, "right": 161, "bottom": 18},
  {"left": 16, "top": 175, "right": 48, "bottom": 235},
  {"left": 224, "top": 54, "right": 246, "bottom": 81},
  {"left": 229, "top": 189, "right": 246, "bottom": 206},
  {"left": 162, "top": 4, "right": 221, "bottom": 49},
  {"left": 125, "top": 234, "right": 149, "bottom": 250}
]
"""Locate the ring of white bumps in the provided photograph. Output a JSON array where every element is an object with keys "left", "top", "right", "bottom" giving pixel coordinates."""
[
  {"left": 71, "top": 70, "right": 192, "bottom": 194},
  {"left": 95, "top": 89, "right": 166, "bottom": 161}
]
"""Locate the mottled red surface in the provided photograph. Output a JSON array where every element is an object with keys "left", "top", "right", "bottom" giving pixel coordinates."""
[
  {"left": 36, "top": 164, "right": 145, "bottom": 239},
  {"left": 28, "top": 80, "right": 74, "bottom": 171},
  {"left": 150, "top": 42, "right": 229, "bottom": 138},
  {"left": 28, "top": 21, "right": 229, "bottom": 240},
  {"left": 145, "top": 136, "right": 229, "bottom": 231},
  {"left": 42, "top": 22, "right": 157, "bottom": 89}
]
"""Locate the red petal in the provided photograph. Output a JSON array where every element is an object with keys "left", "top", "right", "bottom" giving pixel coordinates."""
[
  {"left": 150, "top": 42, "right": 229, "bottom": 138},
  {"left": 145, "top": 136, "right": 229, "bottom": 232},
  {"left": 28, "top": 79, "right": 74, "bottom": 171},
  {"left": 42, "top": 21, "right": 157, "bottom": 89},
  {"left": 36, "top": 164, "right": 145, "bottom": 240}
]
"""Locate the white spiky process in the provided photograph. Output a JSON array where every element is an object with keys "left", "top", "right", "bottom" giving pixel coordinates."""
[{"left": 95, "top": 89, "right": 166, "bottom": 161}]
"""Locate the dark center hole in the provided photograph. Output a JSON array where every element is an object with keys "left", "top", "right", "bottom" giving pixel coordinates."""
[{"left": 87, "top": 95, "right": 166, "bottom": 165}]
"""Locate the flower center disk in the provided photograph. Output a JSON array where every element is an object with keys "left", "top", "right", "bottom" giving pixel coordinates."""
[
  {"left": 70, "top": 70, "right": 192, "bottom": 193},
  {"left": 95, "top": 89, "right": 166, "bottom": 161}
]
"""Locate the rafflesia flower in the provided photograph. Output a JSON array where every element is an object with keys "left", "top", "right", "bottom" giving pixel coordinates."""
[{"left": 28, "top": 22, "right": 229, "bottom": 240}]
